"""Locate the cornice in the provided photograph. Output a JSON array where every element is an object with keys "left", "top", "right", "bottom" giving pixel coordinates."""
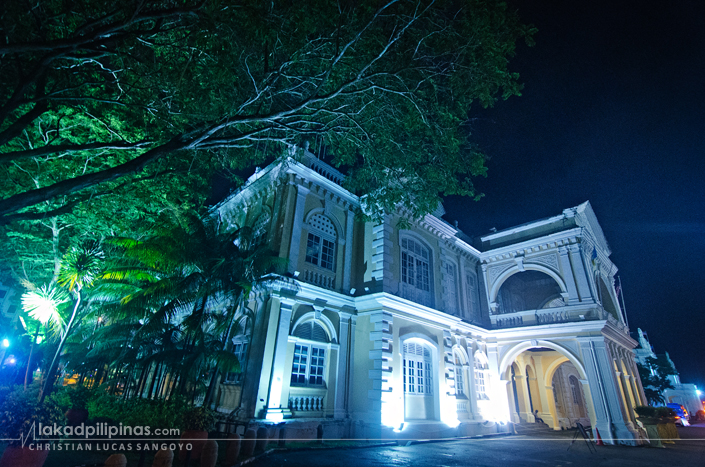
[{"left": 480, "top": 228, "right": 583, "bottom": 263}]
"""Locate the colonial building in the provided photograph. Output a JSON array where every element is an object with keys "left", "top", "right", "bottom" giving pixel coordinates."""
[{"left": 209, "top": 148, "right": 647, "bottom": 445}]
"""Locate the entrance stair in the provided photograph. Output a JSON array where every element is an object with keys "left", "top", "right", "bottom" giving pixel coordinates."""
[{"left": 513, "top": 421, "right": 552, "bottom": 436}]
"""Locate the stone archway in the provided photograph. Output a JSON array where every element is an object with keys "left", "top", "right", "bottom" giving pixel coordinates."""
[{"left": 499, "top": 341, "right": 596, "bottom": 431}]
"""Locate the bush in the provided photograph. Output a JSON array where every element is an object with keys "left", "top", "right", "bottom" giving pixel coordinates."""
[
  {"left": 181, "top": 406, "right": 216, "bottom": 431},
  {"left": 0, "top": 383, "right": 65, "bottom": 446},
  {"left": 655, "top": 406, "right": 676, "bottom": 418},
  {"left": 634, "top": 405, "right": 657, "bottom": 418}
]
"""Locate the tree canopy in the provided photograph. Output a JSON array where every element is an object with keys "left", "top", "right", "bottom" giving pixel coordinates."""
[{"left": 0, "top": 0, "right": 533, "bottom": 285}]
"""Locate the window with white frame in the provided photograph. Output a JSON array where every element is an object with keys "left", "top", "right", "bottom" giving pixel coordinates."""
[
  {"left": 224, "top": 338, "right": 249, "bottom": 383},
  {"left": 466, "top": 269, "right": 479, "bottom": 317},
  {"left": 474, "top": 357, "right": 488, "bottom": 399},
  {"left": 252, "top": 210, "right": 271, "bottom": 246},
  {"left": 443, "top": 261, "right": 458, "bottom": 315},
  {"left": 454, "top": 353, "right": 465, "bottom": 397},
  {"left": 305, "top": 214, "right": 337, "bottom": 270},
  {"left": 291, "top": 344, "right": 326, "bottom": 385},
  {"left": 400, "top": 237, "right": 433, "bottom": 307},
  {"left": 403, "top": 342, "right": 433, "bottom": 395},
  {"left": 290, "top": 320, "right": 330, "bottom": 386}
]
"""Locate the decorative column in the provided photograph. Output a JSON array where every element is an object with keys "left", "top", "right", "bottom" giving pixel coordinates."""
[
  {"left": 264, "top": 300, "right": 294, "bottom": 421},
  {"left": 287, "top": 184, "right": 310, "bottom": 274}
]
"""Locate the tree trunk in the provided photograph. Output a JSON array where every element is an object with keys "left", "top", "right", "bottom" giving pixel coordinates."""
[{"left": 40, "top": 291, "right": 81, "bottom": 404}]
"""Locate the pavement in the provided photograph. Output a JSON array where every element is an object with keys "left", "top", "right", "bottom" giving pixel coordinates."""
[{"left": 248, "top": 421, "right": 705, "bottom": 467}]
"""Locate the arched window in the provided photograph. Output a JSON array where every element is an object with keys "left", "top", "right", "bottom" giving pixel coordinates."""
[
  {"left": 442, "top": 261, "right": 458, "bottom": 315},
  {"left": 454, "top": 352, "right": 465, "bottom": 397},
  {"left": 252, "top": 210, "right": 271, "bottom": 246},
  {"left": 403, "top": 342, "right": 433, "bottom": 395},
  {"left": 224, "top": 316, "right": 250, "bottom": 383},
  {"left": 400, "top": 237, "right": 433, "bottom": 307},
  {"left": 465, "top": 268, "right": 479, "bottom": 318},
  {"left": 290, "top": 320, "right": 330, "bottom": 386},
  {"left": 305, "top": 214, "right": 337, "bottom": 270},
  {"left": 474, "top": 355, "right": 489, "bottom": 400}
]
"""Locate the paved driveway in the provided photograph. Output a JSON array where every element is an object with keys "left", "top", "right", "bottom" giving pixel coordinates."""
[{"left": 250, "top": 422, "right": 705, "bottom": 467}]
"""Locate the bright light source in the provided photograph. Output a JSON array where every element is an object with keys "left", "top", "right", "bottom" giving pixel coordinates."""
[
  {"left": 1, "top": 338, "right": 8, "bottom": 348},
  {"left": 8, "top": 357, "right": 15, "bottom": 365},
  {"left": 697, "top": 389, "right": 702, "bottom": 396}
]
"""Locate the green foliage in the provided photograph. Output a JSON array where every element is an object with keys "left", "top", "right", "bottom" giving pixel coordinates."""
[
  {"left": 637, "top": 355, "right": 677, "bottom": 405},
  {"left": 0, "top": 383, "right": 65, "bottom": 446},
  {"left": 86, "top": 392, "right": 195, "bottom": 432},
  {"left": 634, "top": 405, "right": 657, "bottom": 418},
  {"left": 181, "top": 406, "right": 216, "bottom": 432},
  {"left": 655, "top": 406, "right": 676, "bottom": 418},
  {"left": 0, "top": 0, "right": 533, "bottom": 231}
]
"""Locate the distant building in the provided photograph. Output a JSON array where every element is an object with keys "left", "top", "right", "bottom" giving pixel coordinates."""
[
  {"left": 0, "top": 281, "right": 18, "bottom": 324},
  {"left": 209, "top": 148, "right": 647, "bottom": 445},
  {"left": 633, "top": 328, "right": 701, "bottom": 417}
]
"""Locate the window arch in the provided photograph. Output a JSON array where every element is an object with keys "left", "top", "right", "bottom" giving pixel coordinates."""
[
  {"left": 224, "top": 315, "right": 251, "bottom": 383},
  {"left": 474, "top": 353, "right": 489, "bottom": 400},
  {"left": 403, "top": 342, "right": 433, "bottom": 395},
  {"left": 400, "top": 236, "right": 433, "bottom": 307},
  {"left": 305, "top": 214, "right": 337, "bottom": 270},
  {"left": 290, "top": 318, "right": 332, "bottom": 387},
  {"left": 251, "top": 209, "right": 271, "bottom": 246},
  {"left": 465, "top": 267, "right": 480, "bottom": 318},
  {"left": 453, "top": 351, "right": 466, "bottom": 398},
  {"left": 442, "top": 260, "right": 459, "bottom": 315}
]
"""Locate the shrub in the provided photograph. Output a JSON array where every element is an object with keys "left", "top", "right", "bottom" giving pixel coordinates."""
[
  {"left": 181, "top": 406, "right": 216, "bottom": 431},
  {"left": 655, "top": 406, "right": 676, "bottom": 418},
  {"left": 634, "top": 405, "right": 657, "bottom": 418},
  {"left": 0, "top": 383, "right": 65, "bottom": 446}
]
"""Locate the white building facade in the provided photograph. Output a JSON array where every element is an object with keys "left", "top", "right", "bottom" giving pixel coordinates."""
[{"left": 210, "top": 149, "right": 647, "bottom": 445}]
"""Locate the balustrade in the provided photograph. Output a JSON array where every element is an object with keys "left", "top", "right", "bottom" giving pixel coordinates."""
[
  {"left": 289, "top": 395, "right": 324, "bottom": 412},
  {"left": 302, "top": 268, "right": 336, "bottom": 290}
]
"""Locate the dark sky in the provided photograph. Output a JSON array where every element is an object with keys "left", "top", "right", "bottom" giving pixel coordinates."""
[{"left": 444, "top": 0, "right": 705, "bottom": 386}]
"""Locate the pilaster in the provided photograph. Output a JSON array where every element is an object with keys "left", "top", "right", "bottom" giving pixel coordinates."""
[
  {"left": 287, "top": 184, "right": 310, "bottom": 274},
  {"left": 264, "top": 300, "right": 294, "bottom": 421}
]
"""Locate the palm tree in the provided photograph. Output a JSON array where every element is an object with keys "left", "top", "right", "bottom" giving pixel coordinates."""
[
  {"left": 40, "top": 241, "right": 104, "bottom": 403},
  {"left": 95, "top": 209, "right": 284, "bottom": 404}
]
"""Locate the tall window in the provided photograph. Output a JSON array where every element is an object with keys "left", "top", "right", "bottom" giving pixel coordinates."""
[
  {"left": 443, "top": 262, "right": 458, "bottom": 315},
  {"left": 290, "top": 320, "right": 330, "bottom": 386},
  {"left": 403, "top": 342, "right": 433, "bottom": 395},
  {"left": 224, "top": 338, "right": 249, "bottom": 383},
  {"left": 454, "top": 353, "right": 465, "bottom": 397},
  {"left": 474, "top": 357, "right": 488, "bottom": 400},
  {"left": 291, "top": 344, "right": 326, "bottom": 385},
  {"left": 400, "top": 237, "right": 433, "bottom": 307},
  {"left": 465, "top": 269, "right": 479, "bottom": 318},
  {"left": 252, "top": 210, "right": 271, "bottom": 246},
  {"left": 305, "top": 214, "right": 337, "bottom": 270}
]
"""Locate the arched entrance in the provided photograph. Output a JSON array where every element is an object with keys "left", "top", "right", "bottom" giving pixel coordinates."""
[{"left": 500, "top": 341, "right": 596, "bottom": 431}]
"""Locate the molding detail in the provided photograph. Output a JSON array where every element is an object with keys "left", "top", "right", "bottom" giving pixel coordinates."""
[
  {"left": 488, "top": 263, "right": 514, "bottom": 285},
  {"left": 529, "top": 254, "right": 560, "bottom": 272}
]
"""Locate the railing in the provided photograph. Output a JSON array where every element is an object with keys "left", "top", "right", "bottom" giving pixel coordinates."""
[
  {"left": 456, "top": 400, "right": 469, "bottom": 414},
  {"left": 490, "top": 304, "right": 627, "bottom": 330},
  {"left": 301, "top": 150, "right": 345, "bottom": 185},
  {"left": 289, "top": 395, "right": 324, "bottom": 412},
  {"left": 495, "top": 316, "right": 524, "bottom": 328},
  {"left": 302, "top": 268, "right": 336, "bottom": 290}
]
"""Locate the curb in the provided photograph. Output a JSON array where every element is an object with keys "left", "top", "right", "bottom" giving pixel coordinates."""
[{"left": 236, "top": 430, "right": 516, "bottom": 463}]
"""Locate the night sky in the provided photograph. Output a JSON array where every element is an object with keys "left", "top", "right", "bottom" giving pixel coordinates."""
[{"left": 444, "top": 0, "right": 705, "bottom": 387}]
